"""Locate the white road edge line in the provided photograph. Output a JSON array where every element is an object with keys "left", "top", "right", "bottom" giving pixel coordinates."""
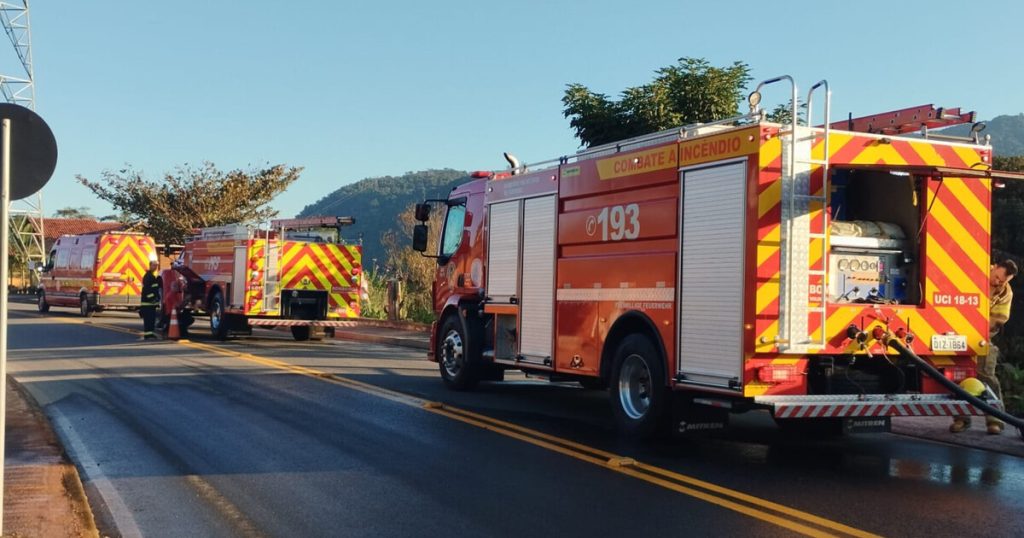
[{"left": 49, "top": 405, "right": 144, "bottom": 538}]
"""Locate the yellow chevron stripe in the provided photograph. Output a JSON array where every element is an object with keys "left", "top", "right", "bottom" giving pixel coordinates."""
[
  {"left": 744, "top": 382, "right": 773, "bottom": 397},
  {"left": 942, "top": 179, "right": 990, "bottom": 236},
  {"left": 929, "top": 197, "right": 988, "bottom": 271},
  {"left": 850, "top": 142, "right": 908, "bottom": 166},
  {"left": 756, "top": 271, "right": 780, "bottom": 313},
  {"left": 925, "top": 235, "right": 983, "bottom": 296},
  {"left": 825, "top": 133, "right": 855, "bottom": 159},
  {"left": 952, "top": 146, "right": 985, "bottom": 169},
  {"left": 756, "top": 320, "right": 778, "bottom": 353},
  {"left": 759, "top": 136, "right": 781, "bottom": 168},
  {"left": 908, "top": 140, "right": 946, "bottom": 166},
  {"left": 757, "top": 226, "right": 780, "bottom": 265},
  {"left": 934, "top": 307, "right": 984, "bottom": 353},
  {"left": 758, "top": 181, "right": 781, "bottom": 219}
]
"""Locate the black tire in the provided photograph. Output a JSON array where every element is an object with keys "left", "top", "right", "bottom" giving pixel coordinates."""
[
  {"left": 37, "top": 291, "right": 49, "bottom": 313},
  {"left": 80, "top": 294, "right": 94, "bottom": 318},
  {"left": 609, "top": 333, "right": 670, "bottom": 438},
  {"left": 291, "top": 326, "right": 311, "bottom": 341},
  {"left": 437, "top": 313, "right": 481, "bottom": 391},
  {"left": 209, "top": 290, "right": 229, "bottom": 341}
]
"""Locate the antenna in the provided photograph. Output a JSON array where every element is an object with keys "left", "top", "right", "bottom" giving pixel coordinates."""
[{"left": 0, "top": 1, "right": 44, "bottom": 290}]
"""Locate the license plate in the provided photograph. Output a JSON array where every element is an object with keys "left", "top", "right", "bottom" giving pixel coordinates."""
[{"left": 931, "top": 334, "right": 967, "bottom": 352}]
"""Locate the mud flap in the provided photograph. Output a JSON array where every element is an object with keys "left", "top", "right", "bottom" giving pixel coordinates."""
[
  {"left": 671, "top": 396, "right": 729, "bottom": 436},
  {"left": 843, "top": 416, "right": 891, "bottom": 434}
]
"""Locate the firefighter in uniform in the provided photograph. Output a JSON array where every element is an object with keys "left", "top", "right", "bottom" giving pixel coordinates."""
[
  {"left": 140, "top": 259, "right": 162, "bottom": 340},
  {"left": 950, "top": 259, "right": 1017, "bottom": 435}
]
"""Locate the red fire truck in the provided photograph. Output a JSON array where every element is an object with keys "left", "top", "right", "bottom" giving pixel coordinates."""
[
  {"left": 164, "top": 217, "right": 362, "bottom": 341},
  {"left": 413, "top": 76, "right": 1024, "bottom": 437}
]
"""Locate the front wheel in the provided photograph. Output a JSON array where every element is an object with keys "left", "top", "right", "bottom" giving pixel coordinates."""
[
  {"left": 37, "top": 291, "right": 49, "bottom": 313},
  {"left": 437, "top": 314, "right": 481, "bottom": 391},
  {"left": 80, "top": 294, "right": 94, "bottom": 318},
  {"left": 609, "top": 334, "right": 669, "bottom": 438},
  {"left": 209, "top": 291, "right": 229, "bottom": 340}
]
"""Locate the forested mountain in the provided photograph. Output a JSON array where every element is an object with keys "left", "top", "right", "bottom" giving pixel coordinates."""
[
  {"left": 943, "top": 113, "right": 1024, "bottom": 156},
  {"left": 297, "top": 169, "right": 469, "bottom": 269}
]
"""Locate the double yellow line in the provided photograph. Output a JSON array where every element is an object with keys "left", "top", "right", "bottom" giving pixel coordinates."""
[{"left": 49, "top": 314, "right": 879, "bottom": 537}]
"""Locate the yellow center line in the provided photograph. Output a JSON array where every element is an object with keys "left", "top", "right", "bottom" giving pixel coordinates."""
[{"left": 47, "top": 313, "right": 879, "bottom": 538}]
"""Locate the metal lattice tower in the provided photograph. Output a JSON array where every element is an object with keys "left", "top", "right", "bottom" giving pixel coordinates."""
[{"left": 0, "top": 0, "right": 44, "bottom": 288}]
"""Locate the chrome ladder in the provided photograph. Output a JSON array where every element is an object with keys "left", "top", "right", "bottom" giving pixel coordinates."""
[{"left": 755, "top": 77, "right": 832, "bottom": 352}]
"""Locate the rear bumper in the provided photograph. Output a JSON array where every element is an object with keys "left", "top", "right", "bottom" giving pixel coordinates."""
[
  {"left": 755, "top": 394, "right": 995, "bottom": 419},
  {"left": 246, "top": 319, "right": 360, "bottom": 327},
  {"left": 95, "top": 295, "right": 142, "bottom": 308}
]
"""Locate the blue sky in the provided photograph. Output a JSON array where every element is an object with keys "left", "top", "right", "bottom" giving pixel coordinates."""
[{"left": 12, "top": 0, "right": 1024, "bottom": 218}]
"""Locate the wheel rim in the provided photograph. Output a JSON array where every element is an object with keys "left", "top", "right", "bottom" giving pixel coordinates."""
[
  {"left": 618, "top": 353, "right": 652, "bottom": 420},
  {"left": 38, "top": 294, "right": 44, "bottom": 308},
  {"left": 80, "top": 298, "right": 88, "bottom": 315},
  {"left": 441, "top": 329, "right": 464, "bottom": 377}
]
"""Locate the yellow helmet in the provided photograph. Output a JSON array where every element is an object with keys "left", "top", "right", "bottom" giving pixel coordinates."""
[{"left": 959, "top": 377, "right": 986, "bottom": 397}]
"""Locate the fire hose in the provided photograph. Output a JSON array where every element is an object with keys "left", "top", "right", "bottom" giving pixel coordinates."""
[{"left": 887, "top": 339, "right": 1024, "bottom": 441}]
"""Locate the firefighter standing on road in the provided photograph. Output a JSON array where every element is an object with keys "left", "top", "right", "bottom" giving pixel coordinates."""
[
  {"left": 950, "top": 259, "right": 1018, "bottom": 435},
  {"left": 140, "top": 258, "right": 162, "bottom": 340}
]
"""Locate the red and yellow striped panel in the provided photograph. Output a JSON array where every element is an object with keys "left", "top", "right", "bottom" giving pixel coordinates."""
[
  {"left": 96, "top": 234, "right": 156, "bottom": 297},
  {"left": 243, "top": 239, "right": 268, "bottom": 316},
  {"left": 279, "top": 242, "right": 363, "bottom": 318},
  {"left": 754, "top": 130, "right": 991, "bottom": 357}
]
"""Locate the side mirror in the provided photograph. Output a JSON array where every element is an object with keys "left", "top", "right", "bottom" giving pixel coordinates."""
[
  {"left": 414, "top": 203, "right": 431, "bottom": 222},
  {"left": 412, "top": 224, "right": 429, "bottom": 252}
]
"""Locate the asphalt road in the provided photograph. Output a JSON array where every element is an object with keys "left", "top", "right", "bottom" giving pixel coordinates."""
[{"left": 7, "top": 301, "right": 1024, "bottom": 537}]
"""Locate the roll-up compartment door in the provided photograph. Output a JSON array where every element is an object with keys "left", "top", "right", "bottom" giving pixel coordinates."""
[
  {"left": 487, "top": 201, "right": 521, "bottom": 302},
  {"left": 520, "top": 195, "right": 556, "bottom": 362},
  {"left": 678, "top": 161, "right": 747, "bottom": 389}
]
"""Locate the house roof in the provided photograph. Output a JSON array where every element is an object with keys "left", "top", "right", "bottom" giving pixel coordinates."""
[{"left": 42, "top": 219, "right": 125, "bottom": 241}]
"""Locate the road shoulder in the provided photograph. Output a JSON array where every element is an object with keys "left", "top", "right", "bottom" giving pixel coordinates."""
[{"left": 4, "top": 376, "right": 99, "bottom": 538}]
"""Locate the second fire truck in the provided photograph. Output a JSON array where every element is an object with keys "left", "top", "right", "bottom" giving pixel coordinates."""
[
  {"left": 164, "top": 217, "right": 362, "bottom": 340},
  {"left": 413, "top": 76, "right": 1023, "bottom": 437}
]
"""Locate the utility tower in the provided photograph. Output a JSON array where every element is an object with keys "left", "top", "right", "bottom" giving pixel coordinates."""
[{"left": 0, "top": 0, "right": 44, "bottom": 287}]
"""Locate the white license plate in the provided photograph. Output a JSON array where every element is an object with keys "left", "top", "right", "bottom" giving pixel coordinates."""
[{"left": 931, "top": 334, "right": 967, "bottom": 352}]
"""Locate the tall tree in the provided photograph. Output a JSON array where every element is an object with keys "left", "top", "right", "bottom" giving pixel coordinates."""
[
  {"left": 562, "top": 57, "right": 752, "bottom": 147},
  {"left": 77, "top": 161, "right": 301, "bottom": 245}
]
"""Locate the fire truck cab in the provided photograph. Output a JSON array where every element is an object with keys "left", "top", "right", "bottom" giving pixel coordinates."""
[{"left": 414, "top": 76, "right": 1020, "bottom": 437}]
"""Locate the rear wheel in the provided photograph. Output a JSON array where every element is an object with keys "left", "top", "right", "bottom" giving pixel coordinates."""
[
  {"left": 209, "top": 290, "right": 229, "bottom": 340},
  {"left": 291, "top": 326, "right": 311, "bottom": 341},
  {"left": 37, "top": 291, "right": 49, "bottom": 313},
  {"left": 609, "top": 334, "right": 669, "bottom": 438},
  {"left": 80, "top": 294, "right": 94, "bottom": 318},
  {"left": 438, "top": 314, "right": 481, "bottom": 391}
]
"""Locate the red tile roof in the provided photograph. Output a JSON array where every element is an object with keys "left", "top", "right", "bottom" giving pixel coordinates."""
[{"left": 42, "top": 219, "right": 125, "bottom": 241}]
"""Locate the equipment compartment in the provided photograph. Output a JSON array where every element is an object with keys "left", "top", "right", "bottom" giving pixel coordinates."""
[{"left": 828, "top": 169, "right": 921, "bottom": 304}]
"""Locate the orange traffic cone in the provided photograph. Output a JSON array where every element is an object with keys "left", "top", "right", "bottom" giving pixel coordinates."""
[{"left": 167, "top": 308, "right": 181, "bottom": 340}]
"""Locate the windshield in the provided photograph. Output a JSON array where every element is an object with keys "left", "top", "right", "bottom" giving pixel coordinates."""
[{"left": 440, "top": 204, "right": 467, "bottom": 257}]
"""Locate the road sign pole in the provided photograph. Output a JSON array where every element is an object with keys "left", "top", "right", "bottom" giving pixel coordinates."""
[{"left": 0, "top": 117, "right": 11, "bottom": 534}]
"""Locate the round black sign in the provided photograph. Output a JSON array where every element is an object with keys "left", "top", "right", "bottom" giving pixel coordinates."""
[{"left": 0, "top": 103, "right": 57, "bottom": 200}]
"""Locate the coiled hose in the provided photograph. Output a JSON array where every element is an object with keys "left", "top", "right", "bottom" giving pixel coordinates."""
[{"left": 888, "top": 339, "right": 1024, "bottom": 441}]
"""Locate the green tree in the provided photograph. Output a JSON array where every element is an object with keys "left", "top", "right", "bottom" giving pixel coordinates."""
[
  {"left": 53, "top": 206, "right": 94, "bottom": 219},
  {"left": 562, "top": 57, "right": 752, "bottom": 147},
  {"left": 77, "top": 161, "right": 301, "bottom": 245},
  {"left": 377, "top": 203, "right": 444, "bottom": 322}
]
